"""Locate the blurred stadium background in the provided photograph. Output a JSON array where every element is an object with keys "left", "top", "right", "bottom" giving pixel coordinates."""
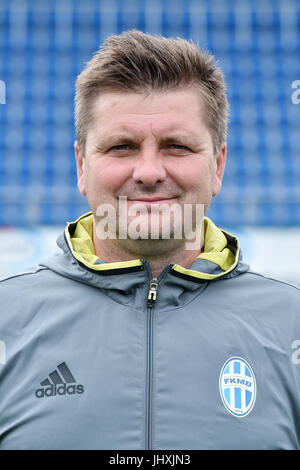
[{"left": 0, "top": 0, "right": 299, "bottom": 285}]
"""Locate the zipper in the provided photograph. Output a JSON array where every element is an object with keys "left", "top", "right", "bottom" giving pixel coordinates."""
[
  {"left": 145, "top": 277, "right": 158, "bottom": 450},
  {"left": 147, "top": 278, "right": 158, "bottom": 308}
]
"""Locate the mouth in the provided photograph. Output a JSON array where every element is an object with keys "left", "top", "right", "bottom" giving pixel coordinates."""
[{"left": 126, "top": 197, "right": 180, "bottom": 207}]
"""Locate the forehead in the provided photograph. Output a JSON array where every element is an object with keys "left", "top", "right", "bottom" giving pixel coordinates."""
[{"left": 89, "top": 88, "right": 208, "bottom": 136}]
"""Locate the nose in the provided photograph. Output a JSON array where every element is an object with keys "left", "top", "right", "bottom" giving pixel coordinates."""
[{"left": 131, "top": 148, "right": 167, "bottom": 187}]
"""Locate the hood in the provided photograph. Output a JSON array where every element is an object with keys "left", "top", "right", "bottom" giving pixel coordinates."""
[{"left": 41, "top": 212, "right": 249, "bottom": 286}]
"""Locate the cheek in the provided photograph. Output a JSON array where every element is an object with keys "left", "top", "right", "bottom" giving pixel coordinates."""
[
  {"left": 86, "top": 159, "right": 131, "bottom": 196},
  {"left": 178, "top": 162, "right": 214, "bottom": 191}
]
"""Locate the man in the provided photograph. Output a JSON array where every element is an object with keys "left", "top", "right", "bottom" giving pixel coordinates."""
[{"left": 0, "top": 30, "right": 300, "bottom": 450}]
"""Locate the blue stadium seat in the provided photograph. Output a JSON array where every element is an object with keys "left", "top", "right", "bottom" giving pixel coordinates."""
[{"left": 0, "top": 1, "right": 299, "bottom": 226}]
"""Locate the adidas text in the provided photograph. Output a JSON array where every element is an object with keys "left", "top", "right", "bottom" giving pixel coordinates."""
[{"left": 35, "top": 383, "right": 84, "bottom": 398}]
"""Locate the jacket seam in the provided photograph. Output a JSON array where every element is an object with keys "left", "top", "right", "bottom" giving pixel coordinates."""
[
  {"left": 0, "top": 266, "right": 49, "bottom": 283},
  {"left": 246, "top": 271, "right": 300, "bottom": 292}
]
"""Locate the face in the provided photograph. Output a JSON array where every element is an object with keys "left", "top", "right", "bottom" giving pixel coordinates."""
[{"left": 75, "top": 88, "right": 226, "bottom": 256}]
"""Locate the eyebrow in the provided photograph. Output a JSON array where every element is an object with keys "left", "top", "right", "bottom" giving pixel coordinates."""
[
  {"left": 159, "top": 135, "right": 201, "bottom": 147},
  {"left": 95, "top": 135, "right": 142, "bottom": 151},
  {"left": 95, "top": 133, "right": 203, "bottom": 150}
]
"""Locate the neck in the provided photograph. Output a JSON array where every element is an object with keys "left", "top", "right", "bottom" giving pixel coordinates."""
[{"left": 92, "top": 220, "right": 202, "bottom": 278}]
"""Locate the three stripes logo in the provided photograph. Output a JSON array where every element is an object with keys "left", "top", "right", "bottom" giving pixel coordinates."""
[{"left": 35, "top": 362, "right": 84, "bottom": 398}]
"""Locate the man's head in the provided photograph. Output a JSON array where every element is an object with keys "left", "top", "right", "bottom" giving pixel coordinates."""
[
  {"left": 74, "top": 30, "right": 228, "bottom": 261},
  {"left": 75, "top": 30, "right": 228, "bottom": 157}
]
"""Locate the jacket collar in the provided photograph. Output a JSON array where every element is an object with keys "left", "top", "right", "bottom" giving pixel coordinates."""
[{"left": 62, "top": 211, "right": 245, "bottom": 282}]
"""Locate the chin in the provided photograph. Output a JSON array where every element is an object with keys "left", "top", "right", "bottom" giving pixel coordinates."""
[{"left": 116, "top": 237, "right": 185, "bottom": 259}]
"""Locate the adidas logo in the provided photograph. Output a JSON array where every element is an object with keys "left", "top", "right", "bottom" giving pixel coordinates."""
[{"left": 35, "top": 362, "right": 84, "bottom": 398}]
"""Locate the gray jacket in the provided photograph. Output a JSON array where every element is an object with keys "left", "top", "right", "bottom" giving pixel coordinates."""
[{"left": 0, "top": 212, "right": 300, "bottom": 449}]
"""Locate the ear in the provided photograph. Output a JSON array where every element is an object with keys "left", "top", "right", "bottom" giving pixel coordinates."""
[
  {"left": 74, "top": 140, "right": 86, "bottom": 196},
  {"left": 212, "top": 144, "right": 226, "bottom": 197}
]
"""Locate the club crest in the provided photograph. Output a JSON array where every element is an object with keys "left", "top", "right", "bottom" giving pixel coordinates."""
[{"left": 219, "top": 356, "right": 256, "bottom": 418}]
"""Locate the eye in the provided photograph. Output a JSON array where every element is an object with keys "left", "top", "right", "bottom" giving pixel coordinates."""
[
  {"left": 110, "top": 144, "right": 130, "bottom": 151},
  {"left": 170, "top": 144, "right": 187, "bottom": 149},
  {"left": 168, "top": 144, "right": 191, "bottom": 152}
]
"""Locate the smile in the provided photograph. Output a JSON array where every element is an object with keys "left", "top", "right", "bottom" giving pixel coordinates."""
[{"left": 127, "top": 197, "right": 179, "bottom": 205}]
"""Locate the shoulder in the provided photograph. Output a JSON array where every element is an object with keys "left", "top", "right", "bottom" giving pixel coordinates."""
[
  {"left": 234, "top": 269, "right": 300, "bottom": 326},
  {"left": 0, "top": 265, "right": 53, "bottom": 297},
  {"left": 222, "top": 267, "right": 300, "bottom": 299},
  {"left": 0, "top": 265, "right": 49, "bottom": 284},
  {"left": 245, "top": 269, "right": 300, "bottom": 289},
  {"left": 244, "top": 270, "right": 300, "bottom": 298},
  {"left": 220, "top": 268, "right": 300, "bottom": 322},
  {"left": 0, "top": 265, "right": 58, "bottom": 332}
]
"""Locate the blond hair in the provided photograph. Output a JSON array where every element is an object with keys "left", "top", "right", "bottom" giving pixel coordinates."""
[{"left": 75, "top": 30, "right": 228, "bottom": 155}]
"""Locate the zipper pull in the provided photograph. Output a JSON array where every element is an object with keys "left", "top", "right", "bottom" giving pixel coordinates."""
[{"left": 147, "top": 278, "right": 158, "bottom": 308}]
